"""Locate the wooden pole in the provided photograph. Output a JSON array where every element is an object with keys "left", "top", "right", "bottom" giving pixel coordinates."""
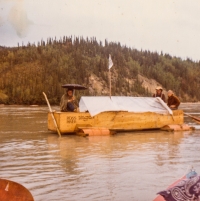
[
  {"left": 156, "top": 97, "right": 174, "bottom": 121},
  {"left": 108, "top": 54, "right": 113, "bottom": 98},
  {"left": 185, "top": 113, "right": 200, "bottom": 123},
  {"left": 43, "top": 92, "right": 61, "bottom": 137},
  {"left": 109, "top": 68, "right": 111, "bottom": 98}
]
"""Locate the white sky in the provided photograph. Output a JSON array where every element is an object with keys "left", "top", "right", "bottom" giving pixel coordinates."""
[{"left": 1, "top": 0, "right": 200, "bottom": 60}]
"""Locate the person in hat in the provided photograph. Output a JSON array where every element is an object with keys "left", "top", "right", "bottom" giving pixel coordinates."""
[
  {"left": 153, "top": 86, "right": 166, "bottom": 102},
  {"left": 167, "top": 90, "right": 180, "bottom": 110},
  {"left": 60, "top": 89, "right": 79, "bottom": 112}
]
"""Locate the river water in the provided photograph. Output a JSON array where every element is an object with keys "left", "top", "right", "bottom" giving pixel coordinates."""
[{"left": 0, "top": 103, "right": 200, "bottom": 201}]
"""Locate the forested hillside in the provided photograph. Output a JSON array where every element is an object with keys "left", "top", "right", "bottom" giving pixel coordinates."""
[{"left": 0, "top": 36, "right": 200, "bottom": 104}]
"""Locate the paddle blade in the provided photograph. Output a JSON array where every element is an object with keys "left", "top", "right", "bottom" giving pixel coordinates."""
[{"left": 0, "top": 179, "right": 34, "bottom": 201}]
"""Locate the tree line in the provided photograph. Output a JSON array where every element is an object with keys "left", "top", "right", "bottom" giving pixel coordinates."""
[{"left": 0, "top": 36, "right": 200, "bottom": 104}]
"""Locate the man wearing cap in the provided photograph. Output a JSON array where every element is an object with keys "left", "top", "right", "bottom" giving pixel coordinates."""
[
  {"left": 167, "top": 90, "right": 180, "bottom": 110},
  {"left": 153, "top": 86, "right": 166, "bottom": 102},
  {"left": 60, "top": 89, "right": 79, "bottom": 112}
]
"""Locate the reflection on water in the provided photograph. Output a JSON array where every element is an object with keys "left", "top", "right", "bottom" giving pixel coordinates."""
[{"left": 0, "top": 104, "right": 200, "bottom": 201}]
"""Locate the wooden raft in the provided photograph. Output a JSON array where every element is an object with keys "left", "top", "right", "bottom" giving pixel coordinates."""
[{"left": 48, "top": 110, "right": 184, "bottom": 135}]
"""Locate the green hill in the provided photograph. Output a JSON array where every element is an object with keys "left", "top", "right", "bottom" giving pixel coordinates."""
[{"left": 0, "top": 36, "right": 199, "bottom": 104}]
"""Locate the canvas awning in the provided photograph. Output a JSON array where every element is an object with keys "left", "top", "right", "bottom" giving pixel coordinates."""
[{"left": 79, "top": 96, "right": 172, "bottom": 117}]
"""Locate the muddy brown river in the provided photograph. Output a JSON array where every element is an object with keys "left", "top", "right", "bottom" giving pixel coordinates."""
[{"left": 0, "top": 103, "right": 200, "bottom": 201}]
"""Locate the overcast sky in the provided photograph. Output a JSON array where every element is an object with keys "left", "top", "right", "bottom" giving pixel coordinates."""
[{"left": 1, "top": 0, "right": 200, "bottom": 60}]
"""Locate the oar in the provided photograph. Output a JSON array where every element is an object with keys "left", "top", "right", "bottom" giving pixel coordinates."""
[
  {"left": 43, "top": 92, "right": 61, "bottom": 137},
  {"left": 0, "top": 178, "right": 34, "bottom": 201},
  {"left": 185, "top": 113, "right": 200, "bottom": 123}
]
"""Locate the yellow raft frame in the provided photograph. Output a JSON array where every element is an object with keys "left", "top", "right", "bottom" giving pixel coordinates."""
[{"left": 47, "top": 110, "right": 189, "bottom": 135}]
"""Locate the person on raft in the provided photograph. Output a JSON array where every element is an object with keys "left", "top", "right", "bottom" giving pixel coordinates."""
[
  {"left": 167, "top": 90, "right": 180, "bottom": 110},
  {"left": 60, "top": 89, "right": 79, "bottom": 112},
  {"left": 153, "top": 86, "right": 166, "bottom": 102}
]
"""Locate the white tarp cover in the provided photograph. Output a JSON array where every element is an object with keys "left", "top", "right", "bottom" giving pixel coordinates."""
[{"left": 79, "top": 96, "right": 172, "bottom": 117}]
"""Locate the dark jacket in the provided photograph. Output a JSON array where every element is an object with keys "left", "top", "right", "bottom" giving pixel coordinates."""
[
  {"left": 167, "top": 95, "right": 180, "bottom": 109},
  {"left": 153, "top": 93, "right": 166, "bottom": 102}
]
